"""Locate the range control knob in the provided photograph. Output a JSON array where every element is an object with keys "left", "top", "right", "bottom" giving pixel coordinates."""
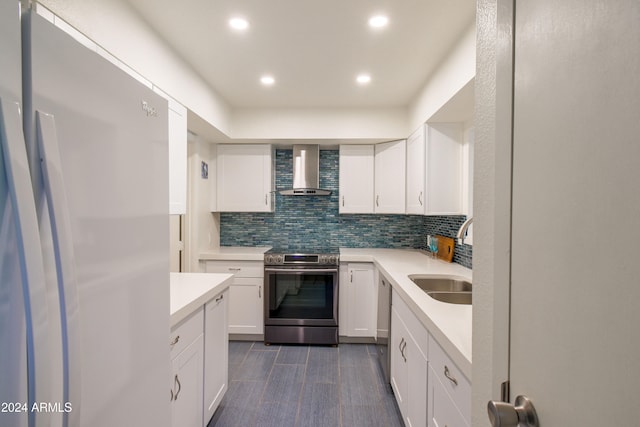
[{"left": 265, "top": 254, "right": 282, "bottom": 265}]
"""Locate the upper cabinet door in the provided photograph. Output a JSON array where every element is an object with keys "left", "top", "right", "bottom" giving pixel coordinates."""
[
  {"left": 375, "top": 140, "right": 406, "bottom": 214},
  {"left": 406, "top": 127, "right": 426, "bottom": 215},
  {"left": 152, "top": 87, "right": 187, "bottom": 215},
  {"left": 339, "top": 145, "right": 374, "bottom": 213},
  {"left": 425, "top": 124, "right": 462, "bottom": 215},
  {"left": 216, "top": 144, "right": 273, "bottom": 212},
  {"left": 168, "top": 101, "right": 187, "bottom": 215}
]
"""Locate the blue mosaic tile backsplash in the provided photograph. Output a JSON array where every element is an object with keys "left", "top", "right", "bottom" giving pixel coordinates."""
[{"left": 220, "top": 149, "right": 473, "bottom": 268}]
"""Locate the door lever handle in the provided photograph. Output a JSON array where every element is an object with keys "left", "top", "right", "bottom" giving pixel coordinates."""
[{"left": 487, "top": 395, "right": 539, "bottom": 427}]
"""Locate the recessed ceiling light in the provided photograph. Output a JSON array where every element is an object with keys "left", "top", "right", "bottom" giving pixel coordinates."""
[
  {"left": 356, "top": 74, "right": 371, "bottom": 85},
  {"left": 260, "top": 75, "right": 275, "bottom": 86},
  {"left": 368, "top": 15, "right": 389, "bottom": 28},
  {"left": 229, "top": 17, "right": 249, "bottom": 31}
]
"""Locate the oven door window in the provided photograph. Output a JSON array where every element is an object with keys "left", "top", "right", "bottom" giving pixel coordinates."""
[{"left": 268, "top": 272, "right": 335, "bottom": 320}]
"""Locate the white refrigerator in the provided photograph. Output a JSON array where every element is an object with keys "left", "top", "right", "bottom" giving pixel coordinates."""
[{"left": 1, "top": 3, "right": 171, "bottom": 427}]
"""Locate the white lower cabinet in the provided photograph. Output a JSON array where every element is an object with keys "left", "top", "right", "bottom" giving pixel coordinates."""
[
  {"left": 170, "top": 310, "right": 204, "bottom": 427},
  {"left": 227, "top": 278, "right": 263, "bottom": 334},
  {"left": 204, "top": 290, "right": 228, "bottom": 424},
  {"left": 390, "top": 287, "right": 471, "bottom": 427},
  {"left": 428, "top": 366, "right": 468, "bottom": 427},
  {"left": 390, "top": 307, "right": 409, "bottom": 413},
  {"left": 427, "top": 335, "right": 471, "bottom": 427},
  {"left": 170, "top": 289, "right": 230, "bottom": 427},
  {"left": 205, "top": 261, "right": 264, "bottom": 335},
  {"left": 390, "top": 289, "right": 428, "bottom": 427},
  {"left": 339, "top": 263, "right": 377, "bottom": 337}
]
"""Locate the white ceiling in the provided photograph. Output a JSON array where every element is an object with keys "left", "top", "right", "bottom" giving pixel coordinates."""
[{"left": 123, "top": 0, "right": 475, "bottom": 110}]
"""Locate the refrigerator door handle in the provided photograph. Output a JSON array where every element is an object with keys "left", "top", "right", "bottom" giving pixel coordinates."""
[
  {"left": 0, "top": 98, "right": 51, "bottom": 427},
  {"left": 36, "top": 111, "right": 82, "bottom": 427}
]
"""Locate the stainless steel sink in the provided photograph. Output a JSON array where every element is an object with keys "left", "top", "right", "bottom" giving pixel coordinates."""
[
  {"left": 408, "top": 275, "right": 472, "bottom": 305},
  {"left": 426, "top": 291, "right": 472, "bottom": 305}
]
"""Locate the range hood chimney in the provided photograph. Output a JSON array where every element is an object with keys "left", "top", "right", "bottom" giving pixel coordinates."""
[{"left": 279, "top": 145, "right": 331, "bottom": 196}]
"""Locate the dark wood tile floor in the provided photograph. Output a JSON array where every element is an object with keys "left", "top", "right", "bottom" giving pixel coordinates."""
[{"left": 208, "top": 341, "right": 404, "bottom": 427}]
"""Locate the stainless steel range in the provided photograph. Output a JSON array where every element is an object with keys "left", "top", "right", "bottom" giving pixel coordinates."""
[{"left": 264, "top": 248, "right": 339, "bottom": 345}]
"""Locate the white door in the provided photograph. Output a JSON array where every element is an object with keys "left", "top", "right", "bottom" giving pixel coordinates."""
[{"left": 492, "top": 0, "right": 640, "bottom": 425}]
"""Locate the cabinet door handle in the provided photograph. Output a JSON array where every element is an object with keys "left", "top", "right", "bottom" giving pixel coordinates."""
[
  {"left": 259, "top": 286, "right": 262, "bottom": 298},
  {"left": 444, "top": 365, "right": 458, "bottom": 386},
  {"left": 215, "top": 294, "right": 224, "bottom": 303},
  {"left": 170, "top": 388, "right": 174, "bottom": 402},
  {"left": 265, "top": 194, "right": 268, "bottom": 205},
  {"left": 170, "top": 335, "right": 180, "bottom": 347},
  {"left": 173, "top": 374, "right": 181, "bottom": 400},
  {"left": 399, "top": 338, "right": 406, "bottom": 362},
  {"left": 350, "top": 271, "right": 353, "bottom": 282},
  {"left": 376, "top": 195, "right": 380, "bottom": 207},
  {"left": 418, "top": 191, "right": 423, "bottom": 206},
  {"left": 342, "top": 195, "right": 345, "bottom": 207}
]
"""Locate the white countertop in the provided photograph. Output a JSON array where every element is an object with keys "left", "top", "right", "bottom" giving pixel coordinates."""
[
  {"left": 341, "top": 248, "right": 472, "bottom": 379},
  {"left": 199, "top": 246, "right": 271, "bottom": 261},
  {"left": 170, "top": 272, "right": 234, "bottom": 327}
]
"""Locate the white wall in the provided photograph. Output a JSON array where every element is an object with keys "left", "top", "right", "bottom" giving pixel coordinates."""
[
  {"left": 409, "top": 22, "right": 476, "bottom": 131},
  {"left": 231, "top": 107, "right": 408, "bottom": 141},
  {"left": 186, "top": 136, "right": 218, "bottom": 272},
  {"left": 37, "top": 0, "right": 232, "bottom": 136}
]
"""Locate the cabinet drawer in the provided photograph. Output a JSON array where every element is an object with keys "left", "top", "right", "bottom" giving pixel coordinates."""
[
  {"left": 170, "top": 308, "right": 204, "bottom": 360},
  {"left": 391, "top": 289, "right": 428, "bottom": 358},
  {"left": 205, "top": 261, "right": 263, "bottom": 278},
  {"left": 429, "top": 366, "right": 469, "bottom": 427},
  {"left": 428, "top": 335, "right": 471, "bottom": 425}
]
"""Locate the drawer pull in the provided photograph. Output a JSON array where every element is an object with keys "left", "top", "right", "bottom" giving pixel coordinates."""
[
  {"left": 228, "top": 267, "right": 241, "bottom": 272},
  {"left": 444, "top": 365, "right": 458, "bottom": 386},
  {"left": 170, "top": 335, "right": 180, "bottom": 347},
  {"left": 215, "top": 294, "right": 224, "bottom": 303}
]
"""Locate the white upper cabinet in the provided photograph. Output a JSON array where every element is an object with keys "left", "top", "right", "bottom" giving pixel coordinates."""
[
  {"left": 216, "top": 144, "right": 273, "bottom": 212},
  {"left": 339, "top": 145, "right": 375, "bottom": 213},
  {"left": 153, "top": 87, "right": 187, "bottom": 214},
  {"left": 375, "top": 140, "right": 406, "bottom": 214},
  {"left": 406, "top": 127, "right": 426, "bottom": 214},
  {"left": 168, "top": 102, "right": 187, "bottom": 215},
  {"left": 425, "top": 123, "right": 463, "bottom": 215}
]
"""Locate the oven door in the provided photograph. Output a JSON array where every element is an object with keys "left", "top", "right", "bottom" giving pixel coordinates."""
[{"left": 264, "top": 267, "right": 338, "bottom": 327}]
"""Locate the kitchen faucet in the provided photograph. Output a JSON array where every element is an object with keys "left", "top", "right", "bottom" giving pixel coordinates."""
[{"left": 456, "top": 217, "right": 473, "bottom": 245}]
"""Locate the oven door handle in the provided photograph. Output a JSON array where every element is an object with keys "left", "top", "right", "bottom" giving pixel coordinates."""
[{"left": 264, "top": 267, "right": 339, "bottom": 274}]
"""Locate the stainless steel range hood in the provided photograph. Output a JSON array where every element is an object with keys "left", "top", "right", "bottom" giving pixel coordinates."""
[{"left": 279, "top": 145, "right": 332, "bottom": 196}]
